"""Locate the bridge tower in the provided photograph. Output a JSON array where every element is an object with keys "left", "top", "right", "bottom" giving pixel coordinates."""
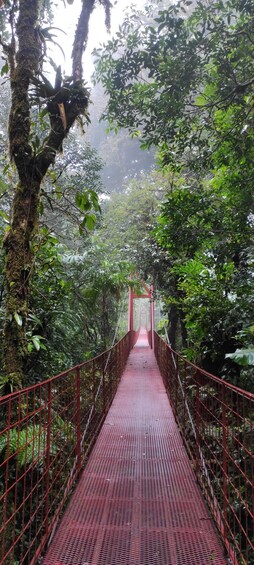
[{"left": 128, "top": 282, "right": 155, "bottom": 348}]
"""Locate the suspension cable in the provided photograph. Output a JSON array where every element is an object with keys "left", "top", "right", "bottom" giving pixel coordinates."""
[{"left": 81, "top": 294, "right": 128, "bottom": 449}]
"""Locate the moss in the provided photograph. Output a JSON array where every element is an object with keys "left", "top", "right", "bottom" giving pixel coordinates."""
[{"left": 3, "top": 176, "right": 41, "bottom": 386}]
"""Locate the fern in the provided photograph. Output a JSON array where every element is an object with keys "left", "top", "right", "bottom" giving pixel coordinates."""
[{"left": 0, "top": 425, "right": 57, "bottom": 467}]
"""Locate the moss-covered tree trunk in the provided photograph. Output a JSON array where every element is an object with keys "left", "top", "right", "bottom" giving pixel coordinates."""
[
  {"left": 3, "top": 0, "right": 41, "bottom": 387},
  {"left": 3, "top": 0, "right": 109, "bottom": 388},
  {"left": 3, "top": 177, "right": 41, "bottom": 386}
]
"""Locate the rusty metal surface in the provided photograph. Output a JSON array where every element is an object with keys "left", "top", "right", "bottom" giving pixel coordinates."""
[{"left": 42, "top": 329, "right": 227, "bottom": 565}]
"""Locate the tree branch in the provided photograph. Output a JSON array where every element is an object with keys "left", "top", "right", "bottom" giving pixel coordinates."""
[
  {"left": 8, "top": 0, "right": 41, "bottom": 175},
  {"left": 189, "top": 77, "right": 254, "bottom": 113},
  {"left": 72, "top": 0, "right": 96, "bottom": 82}
]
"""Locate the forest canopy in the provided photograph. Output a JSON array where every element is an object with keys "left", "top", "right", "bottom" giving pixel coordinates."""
[
  {"left": 0, "top": 4, "right": 253, "bottom": 564},
  {"left": 94, "top": 0, "right": 254, "bottom": 388},
  {"left": 0, "top": 0, "right": 253, "bottom": 393}
]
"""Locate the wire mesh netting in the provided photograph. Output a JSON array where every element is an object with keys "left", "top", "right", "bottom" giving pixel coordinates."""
[
  {"left": 154, "top": 332, "right": 254, "bottom": 564},
  {"left": 0, "top": 333, "right": 132, "bottom": 564}
]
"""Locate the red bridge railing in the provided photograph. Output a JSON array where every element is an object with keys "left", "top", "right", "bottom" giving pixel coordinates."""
[
  {"left": 0, "top": 332, "right": 132, "bottom": 564},
  {"left": 154, "top": 332, "right": 254, "bottom": 565}
]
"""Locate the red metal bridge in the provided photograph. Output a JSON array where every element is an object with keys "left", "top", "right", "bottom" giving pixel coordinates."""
[{"left": 0, "top": 291, "right": 254, "bottom": 564}]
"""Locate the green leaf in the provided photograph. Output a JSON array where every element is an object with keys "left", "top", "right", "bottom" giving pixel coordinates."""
[
  {"left": 27, "top": 313, "right": 43, "bottom": 327},
  {"left": 39, "top": 107, "right": 48, "bottom": 119},
  {"left": 85, "top": 213, "right": 96, "bottom": 230},
  {"left": 14, "top": 312, "right": 23, "bottom": 327},
  {"left": 0, "top": 210, "right": 9, "bottom": 223},
  {"left": 75, "top": 191, "right": 90, "bottom": 212},
  {"left": 1, "top": 61, "right": 9, "bottom": 76},
  {"left": 3, "top": 163, "right": 9, "bottom": 174},
  {"left": 225, "top": 349, "right": 254, "bottom": 367},
  {"left": 31, "top": 335, "right": 46, "bottom": 351}
]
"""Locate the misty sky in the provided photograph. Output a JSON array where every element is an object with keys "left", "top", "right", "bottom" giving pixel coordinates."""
[{"left": 55, "top": 0, "right": 145, "bottom": 78}]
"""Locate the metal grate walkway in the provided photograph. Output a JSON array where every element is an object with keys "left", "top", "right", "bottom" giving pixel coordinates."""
[{"left": 42, "top": 330, "right": 227, "bottom": 565}]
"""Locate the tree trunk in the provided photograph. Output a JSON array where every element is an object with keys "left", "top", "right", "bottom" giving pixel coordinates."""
[
  {"left": 3, "top": 0, "right": 41, "bottom": 387},
  {"left": 179, "top": 307, "right": 188, "bottom": 348},
  {"left": 168, "top": 303, "right": 178, "bottom": 349},
  {"left": 2, "top": 0, "right": 103, "bottom": 389},
  {"left": 3, "top": 177, "right": 41, "bottom": 386}
]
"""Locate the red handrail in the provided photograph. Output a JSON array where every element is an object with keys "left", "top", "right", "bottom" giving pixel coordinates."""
[
  {"left": 0, "top": 332, "right": 132, "bottom": 564},
  {"left": 154, "top": 331, "right": 254, "bottom": 564}
]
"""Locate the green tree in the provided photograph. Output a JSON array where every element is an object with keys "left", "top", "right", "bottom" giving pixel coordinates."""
[
  {"left": 0, "top": 81, "right": 105, "bottom": 386},
  {"left": 155, "top": 161, "right": 254, "bottom": 385},
  {"left": 41, "top": 132, "right": 103, "bottom": 238},
  {"left": 0, "top": 0, "right": 111, "bottom": 388},
  {"left": 23, "top": 236, "right": 133, "bottom": 383},
  {"left": 94, "top": 0, "right": 254, "bottom": 165},
  {"left": 99, "top": 170, "right": 168, "bottom": 280},
  {"left": 94, "top": 0, "right": 254, "bottom": 385}
]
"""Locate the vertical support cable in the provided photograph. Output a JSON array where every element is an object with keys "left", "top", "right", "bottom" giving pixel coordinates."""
[
  {"left": 45, "top": 380, "right": 52, "bottom": 539},
  {"left": 128, "top": 287, "right": 133, "bottom": 334},
  {"left": 119, "top": 336, "right": 122, "bottom": 375},
  {"left": 76, "top": 367, "right": 81, "bottom": 475},
  {"left": 150, "top": 284, "right": 155, "bottom": 349},
  {"left": 222, "top": 383, "right": 228, "bottom": 542},
  {"left": 195, "top": 371, "right": 201, "bottom": 479},
  {"left": 183, "top": 360, "right": 187, "bottom": 436},
  {"left": 174, "top": 355, "right": 179, "bottom": 418},
  {"left": 92, "top": 360, "right": 97, "bottom": 417},
  {"left": 2, "top": 397, "right": 11, "bottom": 561},
  {"left": 102, "top": 362, "right": 106, "bottom": 416}
]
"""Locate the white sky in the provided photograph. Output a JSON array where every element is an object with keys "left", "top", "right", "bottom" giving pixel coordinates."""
[{"left": 54, "top": 0, "right": 145, "bottom": 79}]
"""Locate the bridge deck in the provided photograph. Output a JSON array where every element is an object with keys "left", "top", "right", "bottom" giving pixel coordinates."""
[{"left": 42, "top": 330, "right": 227, "bottom": 565}]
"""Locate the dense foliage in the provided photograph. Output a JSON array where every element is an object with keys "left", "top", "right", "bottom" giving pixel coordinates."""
[
  {"left": 0, "top": 0, "right": 253, "bottom": 392},
  {"left": 99, "top": 170, "right": 167, "bottom": 273},
  {"left": 0, "top": 0, "right": 114, "bottom": 389},
  {"left": 0, "top": 127, "right": 133, "bottom": 391},
  {"left": 0, "top": 3, "right": 253, "bottom": 562},
  {"left": 95, "top": 0, "right": 254, "bottom": 389}
]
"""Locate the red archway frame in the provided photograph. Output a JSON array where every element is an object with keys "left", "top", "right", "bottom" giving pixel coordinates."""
[{"left": 128, "top": 283, "right": 155, "bottom": 348}]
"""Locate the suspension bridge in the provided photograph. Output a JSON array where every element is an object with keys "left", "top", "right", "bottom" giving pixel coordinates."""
[{"left": 0, "top": 287, "right": 253, "bottom": 564}]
